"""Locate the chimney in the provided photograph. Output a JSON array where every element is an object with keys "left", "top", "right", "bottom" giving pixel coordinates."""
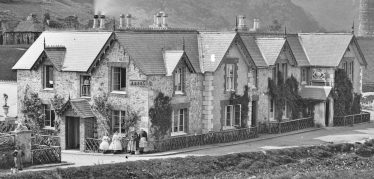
[
  {"left": 156, "top": 12, "right": 162, "bottom": 27},
  {"left": 99, "top": 15, "right": 106, "bottom": 29},
  {"left": 358, "top": 0, "right": 374, "bottom": 36},
  {"left": 119, "top": 14, "right": 125, "bottom": 29},
  {"left": 161, "top": 12, "right": 168, "bottom": 28},
  {"left": 126, "top": 14, "right": 132, "bottom": 28},
  {"left": 93, "top": 15, "right": 99, "bottom": 29},
  {"left": 235, "top": 15, "right": 247, "bottom": 31},
  {"left": 251, "top": 19, "right": 260, "bottom": 31}
]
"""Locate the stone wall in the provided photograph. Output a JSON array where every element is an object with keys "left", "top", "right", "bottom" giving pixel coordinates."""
[{"left": 256, "top": 68, "right": 272, "bottom": 123}]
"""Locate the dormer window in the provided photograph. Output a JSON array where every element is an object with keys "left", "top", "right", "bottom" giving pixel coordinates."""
[
  {"left": 43, "top": 65, "right": 54, "bottom": 89},
  {"left": 174, "top": 67, "right": 185, "bottom": 94}
]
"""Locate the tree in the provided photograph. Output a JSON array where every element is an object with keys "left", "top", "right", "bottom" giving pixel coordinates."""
[{"left": 269, "top": 19, "right": 282, "bottom": 32}]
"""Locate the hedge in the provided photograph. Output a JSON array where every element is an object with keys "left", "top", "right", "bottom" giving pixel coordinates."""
[
  {"left": 0, "top": 150, "right": 15, "bottom": 169},
  {"left": 3, "top": 141, "right": 374, "bottom": 179}
]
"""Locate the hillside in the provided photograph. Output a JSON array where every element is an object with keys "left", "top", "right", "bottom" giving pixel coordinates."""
[
  {"left": 291, "top": 0, "right": 359, "bottom": 32},
  {"left": 94, "top": 0, "right": 323, "bottom": 32},
  {"left": 0, "top": 0, "right": 323, "bottom": 32}
]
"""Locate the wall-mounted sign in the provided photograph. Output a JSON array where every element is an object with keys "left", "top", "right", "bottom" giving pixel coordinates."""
[{"left": 312, "top": 68, "right": 326, "bottom": 81}]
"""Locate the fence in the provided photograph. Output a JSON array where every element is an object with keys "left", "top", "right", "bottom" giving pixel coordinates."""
[
  {"left": 0, "top": 121, "right": 17, "bottom": 134},
  {"left": 31, "top": 135, "right": 61, "bottom": 147},
  {"left": 84, "top": 137, "right": 128, "bottom": 153},
  {"left": 333, "top": 112, "right": 371, "bottom": 127},
  {"left": 0, "top": 133, "right": 15, "bottom": 151},
  {"left": 153, "top": 127, "right": 258, "bottom": 153},
  {"left": 31, "top": 146, "right": 61, "bottom": 165}
]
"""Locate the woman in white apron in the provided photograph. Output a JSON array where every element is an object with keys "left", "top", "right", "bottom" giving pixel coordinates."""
[{"left": 109, "top": 131, "right": 123, "bottom": 154}]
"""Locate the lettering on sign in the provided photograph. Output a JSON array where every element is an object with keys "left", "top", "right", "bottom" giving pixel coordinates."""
[{"left": 130, "top": 80, "right": 147, "bottom": 87}]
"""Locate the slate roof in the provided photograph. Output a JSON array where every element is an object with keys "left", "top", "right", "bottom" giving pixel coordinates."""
[
  {"left": 0, "top": 46, "right": 28, "bottom": 81},
  {"left": 286, "top": 35, "right": 310, "bottom": 66},
  {"left": 13, "top": 31, "right": 113, "bottom": 72},
  {"left": 44, "top": 47, "right": 66, "bottom": 71},
  {"left": 198, "top": 32, "right": 236, "bottom": 72},
  {"left": 239, "top": 34, "right": 268, "bottom": 67},
  {"left": 298, "top": 33, "right": 353, "bottom": 67},
  {"left": 69, "top": 99, "right": 95, "bottom": 118},
  {"left": 300, "top": 86, "right": 332, "bottom": 101},
  {"left": 357, "top": 36, "right": 374, "bottom": 84},
  {"left": 255, "top": 37, "right": 286, "bottom": 66},
  {"left": 164, "top": 50, "right": 184, "bottom": 76},
  {"left": 115, "top": 31, "right": 200, "bottom": 75}
]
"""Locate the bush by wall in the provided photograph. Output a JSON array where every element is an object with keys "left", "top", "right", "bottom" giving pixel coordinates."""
[{"left": 0, "top": 150, "right": 14, "bottom": 169}]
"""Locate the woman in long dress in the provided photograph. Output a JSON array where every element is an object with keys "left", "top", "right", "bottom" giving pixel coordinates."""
[
  {"left": 139, "top": 130, "right": 148, "bottom": 154},
  {"left": 99, "top": 134, "right": 110, "bottom": 154},
  {"left": 109, "top": 131, "right": 123, "bottom": 154},
  {"left": 127, "top": 131, "right": 137, "bottom": 154}
]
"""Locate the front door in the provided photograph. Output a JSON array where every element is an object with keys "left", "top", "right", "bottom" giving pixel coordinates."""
[
  {"left": 66, "top": 117, "right": 80, "bottom": 150},
  {"left": 325, "top": 99, "right": 330, "bottom": 127},
  {"left": 251, "top": 101, "right": 257, "bottom": 127}
]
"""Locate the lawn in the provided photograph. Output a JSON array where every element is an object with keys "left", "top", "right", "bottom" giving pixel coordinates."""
[{"left": 3, "top": 141, "right": 374, "bottom": 179}]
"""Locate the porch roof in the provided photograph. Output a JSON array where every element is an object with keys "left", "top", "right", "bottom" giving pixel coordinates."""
[
  {"left": 300, "top": 86, "right": 332, "bottom": 101},
  {"left": 62, "top": 99, "right": 95, "bottom": 118}
]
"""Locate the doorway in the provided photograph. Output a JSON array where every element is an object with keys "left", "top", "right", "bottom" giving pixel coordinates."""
[
  {"left": 251, "top": 101, "right": 257, "bottom": 127},
  {"left": 325, "top": 99, "right": 330, "bottom": 127},
  {"left": 66, "top": 117, "right": 80, "bottom": 150}
]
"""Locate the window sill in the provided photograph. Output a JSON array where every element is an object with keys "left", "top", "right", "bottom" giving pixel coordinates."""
[
  {"left": 171, "top": 132, "right": 187, "bottom": 137},
  {"left": 43, "top": 127, "right": 55, "bottom": 131},
  {"left": 111, "top": 91, "right": 127, "bottom": 95},
  {"left": 174, "top": 91, "right": 185, "bottom": 95},
  {"left": 80, "top": 96, "right": 91, "bottom": 99},
  {"left": 222, "top": 126, "right": 236, "bottom": 130},
  {"left": 43, "top": 88, "right": 54, "bottom": 91}
]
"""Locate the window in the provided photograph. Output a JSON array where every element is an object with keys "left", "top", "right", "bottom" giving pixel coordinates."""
[
  {"left": 80, "top": 76, "right": 91, "bottom": 97},
  {"left": 44, "top": 105, "right": 55, "bottom": 128},
  {"left": 282, "top": 63, "right": 288, "bottom": 81},
  {"left": 301, "top": 68, "right": 307, "bottom": 83},
  {"left": 112, "top": 67, "right": 126, "bottom": 91},
  {"left": 270, "top": 98, "right": 274, "bottom": 119},
  {"left": 225, "top": 64, "right": 235, "bottom": 91},
  {"left": 112, "top": 110, "right": 126, "bottom": 134},
  {"left": 43, "top": 65, "right": 54, "bottom": 89},
  {"left": 350, "top": 61, "right": 354, "bottom": 81},
  {"left": 225, "top": 104, "right": 241, "bottom": 127},
  {"left": 172, "top": 108, "right": 187, "bottom": 133},
  {"left": 174, "top": 68, "right": 184, "bottom": 93}
]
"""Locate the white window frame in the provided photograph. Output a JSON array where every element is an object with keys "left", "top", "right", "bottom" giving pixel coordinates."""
[
  {"left": 43, "top": 104, "right": 55, "bottom": 129},
  {"left": 80, "top": 75, "right": 91, "bottom": 97},
  {"left": 224, "top": 104, "right": 241, "bottom": 128},
  {"left": 172, "top": 108, "right": 187, "bottom": 135},
  {"left": 225, "top": 64, "right": 235, "bottom": 91},
  {"left": 174, "top": 68, "right": 184, "bottom": 94},
  {"left": 112, "top": 110, "right": 126, "bottom": 134},
  {"left": 270, "top": 98, "right": 275, "bottom": 121},
  {"left": 43, "top": 65, "right": 54, "bottom": 89},
  {"left": 112, "top": 67, "right": 126, "bottom": 92}
]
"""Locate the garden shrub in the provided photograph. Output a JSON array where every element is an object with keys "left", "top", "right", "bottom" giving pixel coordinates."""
[{"left": 0, "top": 150, "right": 14, "bottom": 169}]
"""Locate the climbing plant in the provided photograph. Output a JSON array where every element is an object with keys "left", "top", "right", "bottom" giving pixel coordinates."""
[
  {"left": 92, "top": 93, "right": 113, "bottom": 135},
  {"left": 50, "top": 94, "right": 65, "bottom": 133},
  {"left": 21, "top": 86, "right": 45, "bottom": 134},
  {"left": 229, "top": 85, "right": 250, "bottom": 128},
  {"left": 332, "top": 69, "right": 362, "bottom": 116},
  {"left": 149, "top": 92, "right": 172, "bottom": 140},
  {"left": 122, "top": 106, "right": 141, "bottom": 134},
  {"left": 268, "top": 73, "right": 304, "bottom": 121}
]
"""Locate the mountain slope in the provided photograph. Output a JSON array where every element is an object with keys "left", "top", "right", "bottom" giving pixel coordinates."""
[
  {"left": 291, "top": 0, "right": 359, "bottom": 32},
  {"left": 0, "top": 0, "right": 322, "bottom": 33}
]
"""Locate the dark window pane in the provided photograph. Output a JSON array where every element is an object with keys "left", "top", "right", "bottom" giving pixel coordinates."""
[
  {"left": 121, "top": 68, "right": 126, "bottom": 89},
  {"left": 51, "top": 110, "right": 55, "bottom": 127}
]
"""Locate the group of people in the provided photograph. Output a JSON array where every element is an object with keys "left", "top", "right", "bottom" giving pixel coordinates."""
[{"left": 99, "top": 129, "right": 148, "bottom": 154}]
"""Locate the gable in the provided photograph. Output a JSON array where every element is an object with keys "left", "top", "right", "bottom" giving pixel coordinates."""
[
  {"left": 165, "top": 51, "right": 196, "bottom": 76},
  {"left": 275, "top": 41, "right": 297, "bottom": 66},
  {"left": 255, "top": 38, "right": 286, "bottom": 66}
]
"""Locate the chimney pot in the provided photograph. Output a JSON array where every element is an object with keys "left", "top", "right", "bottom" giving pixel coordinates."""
[
  {"left": 99, "top": 15, "right": 106, "bottom": 29},
  {"left": 126, "top": 14, "right": 132, "bottom": 28},
  {"left": 162, "top": 13, "right": 168, "bottom": 28},
  {"left": 236, "top": 15, "right": 248, "bottom": 31},
  {"left": 119, "top": 14, "right": 125, "bottom": 29},
  {"left": 93, "top": 15, "right": 99, "bottom": 29},
  {"left": 156, "top": 12, "right": 162, "bottom": 27}
]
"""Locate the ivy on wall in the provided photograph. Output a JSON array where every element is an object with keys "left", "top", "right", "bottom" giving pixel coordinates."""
[
  {"left": 50, "top": 94, "right": 65, "bottom": 133},
  {"left": 268, "top": 73, "right": 304, "bottom": 121},
  {"left": 92, "top": 93, "right": 113, "bottom": 135},
  {"left": 149, "top": 92, "right": 172, "bottom": 140},
  {"left": 21, "top": 86, "right": 45, "bottom": 134},
  {"left": 332, "top": 69, "right": 361, "bottom": 116},
  {"left": 229, "top": 85, "right": 250, "bottom": 128}
]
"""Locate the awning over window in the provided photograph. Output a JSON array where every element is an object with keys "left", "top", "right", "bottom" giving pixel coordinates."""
[
  {"left": 299, "top": 86, "right": 332, "bottom": 101},
  {"left": 62, "top": 99, "right": 95, "bottom": 118}
]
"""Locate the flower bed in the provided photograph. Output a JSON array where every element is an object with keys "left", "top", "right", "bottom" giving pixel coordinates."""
[{"left": 5, "top": 140, "right": 374, "bottom": 178}]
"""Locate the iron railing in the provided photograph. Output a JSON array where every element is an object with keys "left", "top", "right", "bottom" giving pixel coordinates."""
[
  {"left": 31, "top": 146, "right": 61, "bottom": 165},
  {"left": 333, "top": 112, "right": 371, "bottom": 127},
  {"left": 31, "top": 135, "right": 60, "bottom": 147}
]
